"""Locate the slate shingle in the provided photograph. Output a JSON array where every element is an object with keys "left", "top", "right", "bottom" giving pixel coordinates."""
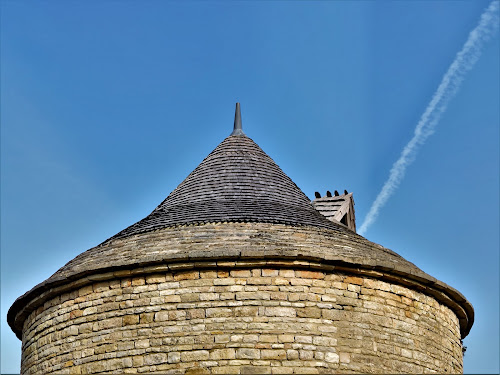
[{"left": 107, "top": 134, "right": 345, "bottom": 242}]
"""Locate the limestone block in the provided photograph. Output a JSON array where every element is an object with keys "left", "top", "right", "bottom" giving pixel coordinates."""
[
  {"left": 215, "top": 334, "right": 230, "bottom": 343},
  {"left": 123, "top": 315, "right": 139, "bottom": 326},
  {"left": 70, "top": 309, "right": 83, "bottom": 319},
  {"left": 295, "top": 336, "right": 313, "bottom": 344},
  {"left": 261, "top": 349, "right": 286, "bottom": 360},
  {"left": 339, "top": 352, "right": 350, "bottom": 363},
  {"left": 172, "top": 271, "right": 197, "bottom": 281},
  {"left": 236, "top": 348, "right": 261, "bottom": 359},
  {"left": 325, "top": 352, "right": 340, "bottom": 363},
  {"left": 135, "top": 339, "right": 149, "bottom": 349},
  {"left": 200, "top": 270, "right": 218, "bottom": 279},
  {"left": 241, "top": 365, "right": 270, "bottom": 374},
  {"left": 199, "top": 293, "right": 219, "bottom": 301},
  {"left": 185, "top": 308, "right": 205, "bottom": 320},
  {"left": 217, "top": 270, "right": 230, "bottom": 278},
  {"left": 297, "top": 307, "right": 321, "bottom": 318},
  {"left": 210, "top": 348, "right": 236, "bottom": 360},
  {"left": 264, "top": 307, "right": 295, "bottom": 317},
  {"left": 79, "top": 285, "right": 93, "bottom": 297},
  {"left": 299, "top": 350, "right": 314, "bottom": 360},
  {"left": 163, "top": 295, "right": 182, "bottom": 303},
  {"left": 344, "top": 276, "right": 363, "bottom": 285},
  {"left": 181, "top": 350, "right": 210, "bottom": 362},
  {"left": 313, "top": 336, "right": 337, "bottom": 346},
  {"left": 131, "top": 277, "right": 145, "bottom": 286},
  {"left": 279, "top": 334, "right": 294, "bottom": 343},
  {"left": 144, "top": 353, "right": 168, "bottom": 365},
  {"left": 294, "top": 367, "right": 319, "bottom": 374},
  {"left": 146, "top": 274, "right": 166, "bottom": 284},
  {"left": 262, "top": 269, "right": 279, "bottom": 277},
  {"left": 167, "top": 352, "right": 181, "bottom": 363},
  {"left": 259, "top": 335, "right": 278, "bottom": 343},
  {"left": 295, "top": 270, "right": 324, "bottom": 279},
  {"left": 206, "top": 308, "right": 232, "bottom": 318},
  {"left": 154, "top": 311, "right": 169, "bottom": 322},
  {"left": 95, "top": 317, "right": 122, "bottom": 331}
]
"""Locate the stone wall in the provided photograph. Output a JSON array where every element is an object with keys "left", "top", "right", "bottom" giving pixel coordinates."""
[{"left": 21, "top": 266, "right": 463, "bottom": 374}]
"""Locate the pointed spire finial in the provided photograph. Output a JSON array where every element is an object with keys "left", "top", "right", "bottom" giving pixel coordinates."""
[{"left": 231, "top": 102, "right": 245, "bottom": 136}]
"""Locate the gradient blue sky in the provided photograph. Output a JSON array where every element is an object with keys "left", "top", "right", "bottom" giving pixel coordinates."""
[{"left": 1, "top": 1, "right": 498, "bottom": 373}]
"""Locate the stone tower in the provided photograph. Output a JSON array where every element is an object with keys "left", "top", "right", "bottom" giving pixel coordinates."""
[{"left": 8, "top": 104, "right": 473, "bottom": 374}]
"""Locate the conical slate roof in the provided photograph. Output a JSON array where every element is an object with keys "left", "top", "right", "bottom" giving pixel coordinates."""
[{"left": 109, "top": 120, "right": 344, "bottom": 242}]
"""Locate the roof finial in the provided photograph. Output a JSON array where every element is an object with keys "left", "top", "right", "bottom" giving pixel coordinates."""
[{"left": 231, "top": 102, "right": 244, "bottom": 136}]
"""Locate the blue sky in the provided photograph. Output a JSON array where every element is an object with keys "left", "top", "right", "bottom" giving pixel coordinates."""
[{"left": 1, "top": 1, "right": 498, "bottom": 373}]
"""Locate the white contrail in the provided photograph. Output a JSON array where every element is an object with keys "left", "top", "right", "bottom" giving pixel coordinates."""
[{"left": 359, "top": 1, "right": 499, "bottom": 236}]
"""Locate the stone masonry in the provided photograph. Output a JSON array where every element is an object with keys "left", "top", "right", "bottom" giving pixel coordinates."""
[{"left": 21, "top": 267, "right": 462, "bottom": 374}]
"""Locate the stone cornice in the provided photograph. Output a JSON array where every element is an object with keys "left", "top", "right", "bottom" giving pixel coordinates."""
[{"left": 8, "top": 223, "right": 473, "bottom": 341}]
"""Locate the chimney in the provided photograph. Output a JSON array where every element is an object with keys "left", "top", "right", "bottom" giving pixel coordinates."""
[{"left": 311, "top": 190, "right": 356, "bottom": 232}]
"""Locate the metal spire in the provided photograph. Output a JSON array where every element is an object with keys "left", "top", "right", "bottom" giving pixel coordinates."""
[{"left": 231, "top": 102, "right": 244, "bottom": 136}]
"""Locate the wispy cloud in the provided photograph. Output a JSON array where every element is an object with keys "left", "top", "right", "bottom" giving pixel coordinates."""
[{"left": 359, "top": 1, "right": 500, "bottom": 236}]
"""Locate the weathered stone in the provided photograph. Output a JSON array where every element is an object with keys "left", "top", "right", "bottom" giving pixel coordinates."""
[
  {"left": 236, "top": 348, "right": 260, "bottom": 359},
  {"left": 325, "top": 352, "right": 339, "bottom": 363},
  {"left": 140, "top": 312, "right": 154, "bottom": 323},
  {"left": 185, "top": 368, "right": 211, "bottom": 375},
  {"left": 401, "top": 348, "right": 413, "bottom": 358},
  {"left": 313, "top": 336, "right": 337, "bottom": 346},
  {"left": 16, "top": 261, "right": 465, "bottom": 375},
  {"left": 135, "top": 339, "right": 149, "bottom": 349},
  {"left": 287, "top": 349, "right": 299, "bottom": 360},
  {"left": 261, "top": 349, "right": 286, "bottom": 360},
  {"left": 344, "top": 276, "right": 363, "bottom": 285},
  {"left": 217, "top": 270, "right": 229, "bottom": 278},
  {"left": 146, "top": 274, "right": 166, "bottom": 284},
  {"left": 181, "top": 350, "right": 210, "bottom": 362},
  {"left": 264, "top": 307, "right": 296, "bottom": 317},
  {"left": 259, "top": 334, "right": 278, "bottom": 343},
  {"left": 168, "top": 351, "right": 181, "bottom": 363},
  {"left": 175, "top": 271, "right": 200, "bottom": 281},
  {"left": 144, "top": 353, "right": 167, "bottom": 365},
  {"left": 70, "top": 309, "right": 83, "bottom": 319},
  {"left": 206, "top": 307, "right": 232, "bottom": 318},
  {"left": 279, "top": 334, "right": 294, "bottom": 343},
  {"left": 79, "top": 285, "right": 93, "bottom": 297},
  {"left": 339, "top": 352, "right": 350, "bottom": 363},
  {"left": 297, "top": 307, "right": 321, "bottom": 318},
  {"left": 210, "top": 348, "right": 236, "bottom": 360},
  {"left": 132, "top": 356, "right": 144, "bottom": 367},
  {"left": 184, "top": 308, "right": 203, "bottom": 320},
  {"left": 123, "top": 315, "right": 139, "bottom": 326},
  {"left": 262, "top": 269, "right": 279, "bottom": 277},
  {"left": 273, "top": 277, "right": 290, "bottom": 286},
  {"left": 231, "top": 270, "right": 251, "bottom": 278},
  {"left": 241, "top": 366, "right": 269, "bottom": 375},
  {"left": 154, "top": 311, "right": 169, "bottom": 321},
  {"left": 131, "top": 277, "right": 145, "bottom": 286},
  {"left": 169, "top": 310, "right": 186, "bottom": 320},
  {"left": 215, "top": 334, "right": 230, "bottom": 343},
  {"left": 95, "top": 317, "right": 122, "bottom": 331},
  {"left": 295, "top": 270, "right": 324, "bottom": 279},
  {"left": 163, "top": 295, "right": 181, "bottom": 303}
]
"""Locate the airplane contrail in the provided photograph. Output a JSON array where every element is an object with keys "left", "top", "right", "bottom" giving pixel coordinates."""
[{"left": 359, "top": 1, "right": 499, "bottom": 236}]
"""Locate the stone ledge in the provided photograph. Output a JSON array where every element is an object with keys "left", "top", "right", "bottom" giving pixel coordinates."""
[{"left": 9, "top": 256, "right": 473, "bottom": 341}]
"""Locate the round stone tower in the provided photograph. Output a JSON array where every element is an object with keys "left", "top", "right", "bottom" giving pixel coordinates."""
[{"left": 9, "top": 104, "right": 473, "bottom": 374}]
